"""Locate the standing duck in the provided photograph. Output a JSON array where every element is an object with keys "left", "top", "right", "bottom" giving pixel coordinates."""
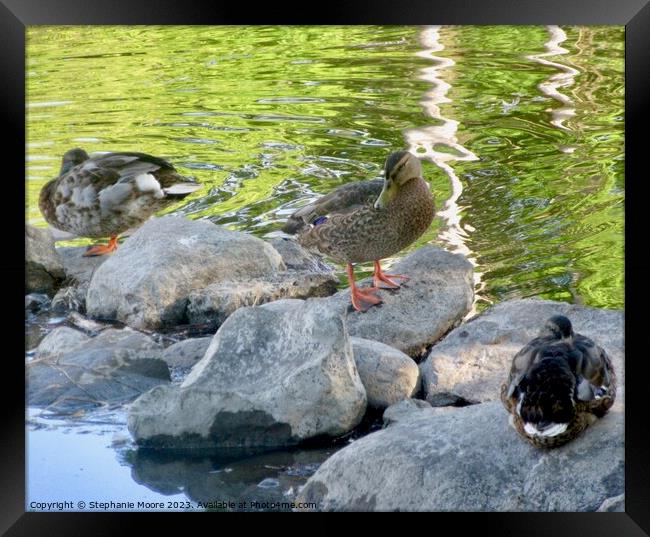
[
  {"left": 38, "top": 148, "right": 202, "bottom": 256},
  {"left": 283, "top": 150, "right": 435, "bottom": 312},
  {"left": 500, "top": 315, "right": 617, "bottom": 448}
]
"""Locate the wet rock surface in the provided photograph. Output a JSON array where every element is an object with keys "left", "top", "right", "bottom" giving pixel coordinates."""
[{"left": 28, "top": 327, "right": 169, "bottom": 412}]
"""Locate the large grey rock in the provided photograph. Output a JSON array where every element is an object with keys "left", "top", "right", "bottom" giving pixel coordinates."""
[
  {"left": 26, "top": 225, "right": 66, "bottom": 295},
  {"left": 161, "top": 337, "right": 211, "bottom": 369},
  {"left": 420, "top": 299, "right": 624, "bottom": 406},
  {"left": 28, "top": 327, "right": 168, "bottom": 412},
  {"left": 351, "top": 338, "right": 419, "bottom": 409},
  {"left": 128, "top": 298, "right": 367, "bottom": 449},
  {"left": 86, "top": 217, "right": 285, "bottom": 329},
  {"left": 326, "top": 246, "right": 474, "bottom": 358},
  {"left": 297, "top": 389, "right": 624, "bottom": 511},
  {"left": 186, "top": 271, "right": 338, "bottom": 330}
]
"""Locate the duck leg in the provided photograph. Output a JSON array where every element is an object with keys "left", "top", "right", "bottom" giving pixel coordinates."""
[
  {"left": 83, "top": 235, "right": 119, "bottom": 257},
  {"left": 372, "top": 260, "right": 410, "bottom": 289},
  {"left": 347, "top": 263, "right": 382, "bottom": 312}
]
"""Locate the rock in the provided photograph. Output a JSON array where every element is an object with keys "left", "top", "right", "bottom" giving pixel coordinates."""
[
  {"left": 382, "top": 398, "right": 437, "bottom": 426},
  {"left": 351, "top": 338, "right": 419, "bottom": 409},
  {"left": 268, "top": 237, "right": 334, "bottom": 274},
  {"left": 86, "top": 217, "right": 285, "bottom": 329},
  {"left": 297, "top": 389, "right": 624, "bottom": 511},
  {"left": 419, "top": 299, "right": 624, "bottom": 406},
  {"left": 186, "top": 272, "right": 339, "bottom": 330},
  {"left": 51, "top": 284, "right": 88, "bottom": 314},
  {"left": 128, "top": 298, "right": 367, "bottom": 449},
  {"left": 35, "top": 326, "right": 90, "bottom": 361},
  {"left": 25, "top": 293, "right": 51, "bottom": 312},
  {"left": 28, "top": 327, "right": 168, "bottom": 412},
  {"left": 161, "top": 337, "right": 211, "bottom": 369},
  {"left": 26, "top": 225, "right": 66, "bottom": 295},
  {"left": 325, "top": 246, "right": 474, "bottom": 358},
  {"left": 57, "top": 246, "right": 109, "bottom": 286}
]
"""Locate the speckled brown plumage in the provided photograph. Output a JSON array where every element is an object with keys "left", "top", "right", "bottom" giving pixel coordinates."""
[
  {"left": 39, "top": 148, "right": 201, "bottom": 239},
  {"left": 501, "top": 315, "right": 617, "bottom": 449},
  {"left": 282, "top": 150, "right": 436, "bottom": 312},
  {"left": 283, "top": 157, "right": 435, "bottom": 265}
]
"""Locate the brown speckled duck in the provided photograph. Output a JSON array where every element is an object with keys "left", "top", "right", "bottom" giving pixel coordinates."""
[
  {"left": 283, "top": 150, "right": 435, "bottom": 312},
  {"left": 500, "top": 315, "right": 616, "bottom": 448},
  {"left": 39, "top": 148, "right": 201, "bottom": 256}
]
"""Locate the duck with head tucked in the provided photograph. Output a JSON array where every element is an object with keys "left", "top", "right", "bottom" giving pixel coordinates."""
[
  {"left": 500, "top": 315, "right": 617, "bottom": 448},
  {"left": 283, "top": 150, "right": 435, "bottom": 312},
  {"left": 39, "top": 148, "right": 202, "bottom": 256}
]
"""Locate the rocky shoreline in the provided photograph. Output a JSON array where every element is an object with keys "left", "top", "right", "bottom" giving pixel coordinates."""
[{"left": 25, "top": 216, "right": 624, "bottom": 511}]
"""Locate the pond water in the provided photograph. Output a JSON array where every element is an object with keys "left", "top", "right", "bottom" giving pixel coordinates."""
[{"left": 25, "top": 25, "right": 624, "bottom": 511}]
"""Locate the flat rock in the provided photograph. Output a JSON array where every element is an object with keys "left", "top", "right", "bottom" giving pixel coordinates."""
[
  {"left": 57, "top": 246, "right": 109, "bottom": 287},
  {"left": 186, "top": 271, "right": 339, "bottom": 330},
  {"left": 326, "top": 246, "right": 474, "bottom": 358},
  {"left": 26, "top": 225, "right": 66, "bottom": 296},
  {"left": 419, "top": 299, "right": 624, "bottom": 406},
  {"left": 86, "top": 217, "right": 285, "bottom": 329},
  {"left": 161, "top": 337, "right": 211, "bottom": 369},
  {"left": 297, "top": 388, "right": 624, "bottom": 511},
  {"left": 28, "top": 327, "right": 168, "bottom": 412},
  {"left": 128, "top": 298, "right": 367, "bottom": 449},
  {"left": 351, "top": 338, "right": 419, "bottom": 409}
]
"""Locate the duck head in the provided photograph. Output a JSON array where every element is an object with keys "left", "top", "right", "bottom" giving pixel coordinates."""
[
  {"left": 540, "top": 315, "right": 574, "bottom": 341},
  {"left": 60, "top": 148, "right": 89, "bottom": 175},
  {"left": 374, "top": 151, "right": 423, "bottom": 209}
]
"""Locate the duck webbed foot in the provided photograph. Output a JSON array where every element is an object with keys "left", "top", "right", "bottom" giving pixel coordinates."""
[
  {"left": 351, "top": 286, "right": 383, "bottom": 312},
  {"left": 347, "top": 263, "right": 383, "bottom": 312},
  {"left": 372, "top": 260, "right": 410, "bottom": 289},
  {"left": 83, "top": 235, "right": 118, "bottom": 257}
]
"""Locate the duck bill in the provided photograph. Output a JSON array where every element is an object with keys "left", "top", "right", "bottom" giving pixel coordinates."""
[{"left": 374, "top": 187, "right": 391, "bottom": 209}]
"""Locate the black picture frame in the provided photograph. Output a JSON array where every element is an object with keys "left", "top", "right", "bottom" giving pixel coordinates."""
[{"left": 5, "top": 0, "right": 649, "bottom": 533}]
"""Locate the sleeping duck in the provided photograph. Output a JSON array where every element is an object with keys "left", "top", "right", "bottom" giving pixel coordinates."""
[
  {"left": 500, "top": 315, "right": 616, "bottom": 448},
  {"left": 38, "top": 148, "right": 202, "bottom": 256},
  {"left": 283, "top": 150, "right": 435, "bottom": 312}
]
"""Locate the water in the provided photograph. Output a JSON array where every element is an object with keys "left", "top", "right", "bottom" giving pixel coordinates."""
[{"left": 25, "top": 25, "right": 624, "bottom": 510}]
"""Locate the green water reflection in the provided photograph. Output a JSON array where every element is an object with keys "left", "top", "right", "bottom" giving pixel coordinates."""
[{"left": 26, "top": 25, "right": 624, "bottom": 310}]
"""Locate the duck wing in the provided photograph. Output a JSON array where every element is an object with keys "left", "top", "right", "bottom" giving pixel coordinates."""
[
  {"left": 501, "top": 335, "right": 552, "bottom": 406},
  {"left": 573, "top": 334, "right": 616, "bottom": 414},
  {"left": 282, "top": 179, "right": 383, "bottom": 234}
]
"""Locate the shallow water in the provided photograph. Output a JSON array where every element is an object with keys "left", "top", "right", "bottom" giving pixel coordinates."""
[{"left": 25, "top": 25, "right": 624, "bottom": 511}]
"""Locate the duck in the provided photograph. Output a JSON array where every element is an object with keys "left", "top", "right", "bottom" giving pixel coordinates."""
[
  {"left": 282, "top": 150, "right": 435, "bottom": 312},
  {"left": 38, "top": 148, "right": 202, "bottom": 256},
  {"left": 500, "top": 315, "right": 617, "bottom": 448}
]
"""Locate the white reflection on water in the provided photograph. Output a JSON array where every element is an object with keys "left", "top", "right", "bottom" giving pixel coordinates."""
[
  {"left": 527, "top": 25, "right": 580, "bottom": 133},
  {"left": 403, "top": 26, "right": 484, "bottom": 315}
]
